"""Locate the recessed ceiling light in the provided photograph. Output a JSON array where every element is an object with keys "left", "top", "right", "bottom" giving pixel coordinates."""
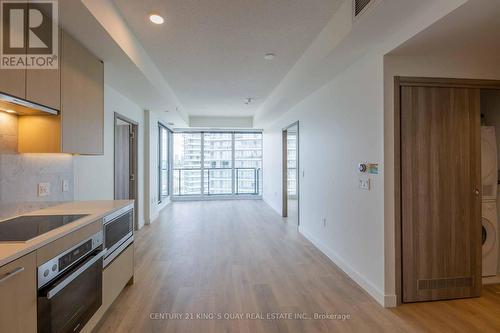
[
  {"left": 2, "top": 109, "right": 16, "bottom": 114},
  {"left": 149, "top": 14, "right": 164, "bottom": 25},
  {"left": 264, "top": 53, "right": 276, "bottom": 60}
]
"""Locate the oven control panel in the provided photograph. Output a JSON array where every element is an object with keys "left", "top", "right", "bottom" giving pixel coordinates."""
[{"left": 37, "top": 231, "right": 103, "bottom": 288}]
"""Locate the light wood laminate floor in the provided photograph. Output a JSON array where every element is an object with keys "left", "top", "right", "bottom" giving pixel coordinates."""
[{"left": 94, "top": 200, "right": 500, "bottom": 333}]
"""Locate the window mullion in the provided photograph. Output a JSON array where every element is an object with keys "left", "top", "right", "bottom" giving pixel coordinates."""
[
  {"left": 201, "top": 132, "right": 205, "bottom": 196},
  {"left": 232, "top": 132, "right": 236, "bottom": 196}
]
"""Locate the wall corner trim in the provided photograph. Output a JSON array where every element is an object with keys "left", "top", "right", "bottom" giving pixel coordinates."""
[{"left": 383, "top": 294, "right": 397, "bottom": 308}]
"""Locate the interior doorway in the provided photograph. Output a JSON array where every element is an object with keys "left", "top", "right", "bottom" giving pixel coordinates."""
[
  {"left": 282, "top": 122, "right": 299, "bottom": 225},
  {"left": 395, "top": 77, "right": 500, "bottom": 304},
  {"left": 114, "top": 113, "right": 139, "bottom": 230}
]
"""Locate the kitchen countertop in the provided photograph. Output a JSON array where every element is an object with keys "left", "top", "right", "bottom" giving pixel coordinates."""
[{"left": 0, "top": 200, "right": 134, "bottom": 267}]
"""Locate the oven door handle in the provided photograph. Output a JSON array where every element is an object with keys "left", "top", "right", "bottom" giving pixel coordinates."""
[{"left": 46, "top": 249, "right": 106, "bottom": 300}]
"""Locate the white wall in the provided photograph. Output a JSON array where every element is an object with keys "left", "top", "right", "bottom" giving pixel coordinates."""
[
  {"left": 263, "top": 53, "right": 386, "bottom": 305},
  {"left": 144, "top": 110, "right": 171, "bottom": 225},
  {"left": 261, "top": 0, "right": 469, "bottom": 307},
  {"left": 189, "top": 116, "right": 253, "bottom": 128},
  {"left": 74, "top": 85, "right": 146, "bottom": 228}
]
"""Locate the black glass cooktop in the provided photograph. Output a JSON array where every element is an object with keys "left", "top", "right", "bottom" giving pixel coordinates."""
[{"left": 0, "top": 214, "right": 89, "bottom": 242}]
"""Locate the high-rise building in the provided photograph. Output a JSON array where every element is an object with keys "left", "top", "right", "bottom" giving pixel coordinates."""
[
  {"left": 287, "top": 132, "right": 297, "bottom": 197},
  {"left": 173, "top": 132, "right": 262, "bottom": 196}
]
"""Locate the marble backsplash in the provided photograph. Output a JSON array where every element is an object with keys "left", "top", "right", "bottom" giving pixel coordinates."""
[
  {"left": 0, "top": 113, "right": 74, "bottom": 220},
  {"left": 0, "top": 154, "right": 74, "bottom": 219}
]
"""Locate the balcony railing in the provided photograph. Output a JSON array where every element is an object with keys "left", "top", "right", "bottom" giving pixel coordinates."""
[{"left": 173, "top": 167, "right": 261, "bottom": 196}]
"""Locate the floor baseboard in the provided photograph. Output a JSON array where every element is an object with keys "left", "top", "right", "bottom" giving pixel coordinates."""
[{"left": 299, "top": 226, "right": 395, "bottom": 307}]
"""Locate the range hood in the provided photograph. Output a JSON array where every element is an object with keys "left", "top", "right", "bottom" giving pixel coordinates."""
[{"left": 0, "top": 93, "right": 58, "bottom": 116}]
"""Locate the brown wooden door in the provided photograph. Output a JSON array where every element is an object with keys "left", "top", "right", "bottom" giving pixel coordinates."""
[{"left": 401, "top": 86, "right": 482, "bottom": 302}]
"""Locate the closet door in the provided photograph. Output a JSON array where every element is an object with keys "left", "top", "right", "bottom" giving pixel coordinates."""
[{"left": 401, "top": 86, "right": 482, "bottom": 302}]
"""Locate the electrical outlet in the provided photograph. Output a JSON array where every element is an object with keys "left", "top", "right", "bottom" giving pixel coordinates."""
[
  {"left": 62, "top": 179, "right": 69, "bottom": 192},
  {"left": 359, "top": 178, "right": 371, "bottom": 191},
  {"left": 38, "top": 183, "right": 51, "bottom": 197}
]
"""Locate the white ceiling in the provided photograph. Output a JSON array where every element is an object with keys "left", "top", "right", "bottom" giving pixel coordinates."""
[
  {"left": 59, "top": 0, "right": 189, "bottom": 127},
  {"left": 110, "top": 0, "right": 342, "bottom": 117},
  {"left": 389, "top": 0, "right": 500, "bottom": 57},
  {"left": 61, "top": 0, "right": 486, "bottom": 128}
]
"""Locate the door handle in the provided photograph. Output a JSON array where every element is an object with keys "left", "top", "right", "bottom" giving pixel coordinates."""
[
  {"left": 0, "top": 267, "right": 24, "bottom": 283},
  {"left": 46, "top": 250, "right": 105, "bottom": 299},
  {"left": 474, "top": 189, "right": 480, "bottom": 195}
]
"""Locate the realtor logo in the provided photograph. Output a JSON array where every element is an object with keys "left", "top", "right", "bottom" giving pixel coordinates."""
[{"left": 1, "top": 0, "right": 58, "bottom": 69}]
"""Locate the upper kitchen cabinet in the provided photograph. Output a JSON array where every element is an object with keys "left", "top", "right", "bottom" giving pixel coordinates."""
[
  {"left": 25, "top": 12, "right": 61, "bottom": 110},
  {"left": 0, "top": 70, "right": 26, "bottom": 100},
  {"left": 18, "top": 30, "right": 104, "bottom": 154},
  {"left": 60, "top": 31, "right": 104, "bottom": 155},
  {"left": 0, "top": 2, "right": 26, "bottom": 99},
  {"left": 0, "top": 1, "right": 60, "bottom": 107}
]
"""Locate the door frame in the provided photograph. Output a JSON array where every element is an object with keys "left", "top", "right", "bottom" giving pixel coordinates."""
[
  {"left": 282, "top": 121, "right": 300, "bottom": 226},
  {"left": 114, "top": 112, "right": 139, "bottom": 230},
  {"left": 394, "top": 76, "right": 500, "bottom": 305},
  {"left": 158, "top": 122, "right": 173, "bottom": 204}
]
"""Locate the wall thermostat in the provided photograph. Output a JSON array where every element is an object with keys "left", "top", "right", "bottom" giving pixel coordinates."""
[{"left": 358, "top": 163, "right": 379, "bottom": 174}]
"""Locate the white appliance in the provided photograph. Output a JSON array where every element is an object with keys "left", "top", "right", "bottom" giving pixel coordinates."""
[
  {"left": 481, "top": 126, "right": 499, "bottom": 277},
  {"left": 481, "top": 126, "right": 498, "bottom": 199},
  {"left": 482, "top": 199, "right": 498, "bottom": 277}
]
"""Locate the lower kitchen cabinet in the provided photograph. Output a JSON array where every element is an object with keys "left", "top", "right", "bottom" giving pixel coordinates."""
[
  {"left": 81, "top": 244, "right": 134, "bottom": 333},
  {"left": 0, "top": 252, "right": 37, "bottom": 333},
  {"left": 102, "top": 244, "right": 134, "bottom": 308}
]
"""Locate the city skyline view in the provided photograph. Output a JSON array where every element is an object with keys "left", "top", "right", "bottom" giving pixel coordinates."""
[{"left": 173, "top": 132, "right": 263, "bottom": 196}]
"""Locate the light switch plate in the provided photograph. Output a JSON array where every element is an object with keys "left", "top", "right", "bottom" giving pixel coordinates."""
[
  {"left": 38, "top": 182, "right": 51, "bottom": 197},
  {"left": 359, "top": 178, "right": 370, "bottom": 191},
  {"left": 62, "top": 179, "right": 69, "bottom": 192}
]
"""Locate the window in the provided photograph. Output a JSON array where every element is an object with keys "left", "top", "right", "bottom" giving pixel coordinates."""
[
  {"left": 158, "top": 124, "right": 170, "bottom": 202},
  {"left": 235, "top": 133, "right": 262, "bottom": 194},
  {"left": 173, "top": 132, "right": 202, "bottom": 195},
  {"left": 204, "top": 133, "right": 232, "bottom": 195},
  {"left": 172, "top": 131, "right": 263, "bottom": 197},
  {"left": 287, "top": 131, "right": 297, "bottom": 197}
]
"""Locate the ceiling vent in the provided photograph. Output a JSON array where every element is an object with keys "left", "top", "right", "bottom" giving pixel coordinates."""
[{"left": 353, "top": 0, "right": 376, "bottom": 20}]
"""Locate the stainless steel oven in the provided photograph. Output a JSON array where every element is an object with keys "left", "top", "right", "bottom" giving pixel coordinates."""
[
  {"left": 103, "top": 205, "right": 134, "bottom": 267},
  {"left": 37, "top": 232, "right": 104, "bottom": 333}
]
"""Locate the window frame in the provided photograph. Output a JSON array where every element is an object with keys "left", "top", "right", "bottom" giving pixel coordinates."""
[
  {"left": 158, "top": 123, "right": 171, "bottom": 203},
  {"left": 172, "top": 130, "right": 263, "bottom": 198}
]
